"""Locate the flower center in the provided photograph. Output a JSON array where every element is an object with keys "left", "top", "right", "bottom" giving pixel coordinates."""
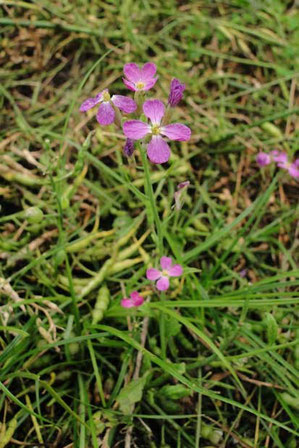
[
  {"left": 151, "top": 124, "right": 161, "bottom": 135},
  {"left": 102, "top": 91, "right": 110, "bottom": 102},
  {"left": 162, "top": 269, "right": 169, "bottom": 277},
  {"left": 136, "top": 81, "right": 145, "bottom": 89}
]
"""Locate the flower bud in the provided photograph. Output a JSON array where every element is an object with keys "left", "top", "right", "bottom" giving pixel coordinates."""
[
  {"left": 123, "top": 138, "right": 135, "bottom": 157},
  {"left": 168, "top": 78, "right": 185, "bottom": 107},
  {"left": 256, "top": 152, "right": 271, "bottom": 167}
]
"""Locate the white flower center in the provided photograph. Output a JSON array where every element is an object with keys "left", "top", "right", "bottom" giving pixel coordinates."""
[
  {"left": 162, "top": 269, "right": 169, "bottom": 276},
  {"left": 151, "top": 124, "right": 161, "bottom": 135},
  {"left": 102, "top": 91, "right": 110, "bottom": 101},
  {"left": 136, "top": 81, "right": 145, "bottom": 89}
]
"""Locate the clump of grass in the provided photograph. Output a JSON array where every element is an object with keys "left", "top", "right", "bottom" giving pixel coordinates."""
[{"left": 0, "top": 1, "right": 298, "bottom": 447}]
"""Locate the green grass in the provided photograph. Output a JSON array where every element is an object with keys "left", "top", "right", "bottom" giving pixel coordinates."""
[{"left": 0, "top": 0, "right": 299, "bottom": 447}]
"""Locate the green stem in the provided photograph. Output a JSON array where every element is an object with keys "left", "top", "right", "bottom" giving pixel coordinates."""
[
  {"left": 139, "top": 143, "right": 166, "bottom": 359},
  {"left": 139, "top": 143, "right": 163, "bottom": 256}
]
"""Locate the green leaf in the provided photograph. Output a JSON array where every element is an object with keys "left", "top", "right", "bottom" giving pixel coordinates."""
[
  {"left": 117, "top": 374, "right": 148, "bottom": 415},
  {"left": 265, "top": 313, "right": 278, "bottom": 345}
]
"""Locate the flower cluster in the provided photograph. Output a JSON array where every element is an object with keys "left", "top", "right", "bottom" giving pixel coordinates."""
[
  {"left": 121, "top": 256, "right": 183, "bottom": 308},
  {"left": 80, "top": 63, "right": 191, "bottom": 164},
  {"left": 256, "top": 151, "right": 299, "bottom": 179}
]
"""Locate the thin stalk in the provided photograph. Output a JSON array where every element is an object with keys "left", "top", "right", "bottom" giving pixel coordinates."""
[
  {"left": 139, "top": 143, "right": 163, "bottom": 255},
  {"left": 139, "top": 143, "right": 166, "bottom": 358}
]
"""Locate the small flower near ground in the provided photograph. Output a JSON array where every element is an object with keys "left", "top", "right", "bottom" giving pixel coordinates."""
[
  {"left": 121, "top": 291, "right": 144, "bottom": 308},
  {"left": 123, "top": 99, "right": 191, "bottom": 164},
  {"left": 256, "top": 151, "right": 299, "bottom": 179},
  {"left": 123, "top": 63, "right": 158, "bottom": 92},
  {"left": 174, "top": 180, "right": 190, "bottom": 210},
  {"left": 168, "top": 78, "right": 185, "bottom": 107},
  {"left": 288, "top": 159, "right": 299, "bottom": 179},
  {"left": 123, "top": 138, "right": 135, "bottom": 157},
  {"left": 256, "top": 152, "right": 271, "bottom": 167},
  {"left": 146, "top": 256, "right": 183, "bottom": 291},
  {"left": 80, "top": 89, "right": 136, "bottom": 125}
]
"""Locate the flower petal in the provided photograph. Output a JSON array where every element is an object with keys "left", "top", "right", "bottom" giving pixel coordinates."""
[
  {"left": 141, "top": 62, "right": 157, "bottom": 80},
  {"left": 112, "top": 95, "right": 137, "bottom": 113},
  {"left": 79, "top": 93, "right": 103, "bottom": 112},
  {"left": 161, "top": 123, "right": 191, "bottom": 141},
  {"left": 143, "top": 78, "right": 158, "bottom": 91},
  {"left": 156, "top": 276, "right": 169, "bottom": 291},
  {"left": 96, "top": 102, "right": 115, "bottom": 125},
  {"left": 130, "top": 291, "right": 144, "bottom": 306},
  {"left": 256, "top": 152, "right": 271, "bottom": 167},
  {"left": 124, "top": 63, "right": 141, "bottom": 82},
  {"left": 168, "top": 264, "right": 183, "bottom": 277},
  {"left": 288, "top": 161, "right": 299, "bottom": 179},
  {"left": 271, "top": 151, "right": 288, "bottom": 167},
  {"left": 147, "top": 136, "right": 170, "bottom": 164},
  {"left": 123, "top": 120, "right": 150, "bottom": 139},
  {"left": 146, "top": 268, "right": 161, "bottom": 281},
  {"left": 160, "top": 256, "right": 172, "bottom": 270},
  {"left": 122, "top": 78, "right": 137, "bottom": 91},
  {"left": 143, "top": 99, "right": 165, "bottom": 124},
  {"left": 121, "top": 298, "right": 141, "bottom": 308}
]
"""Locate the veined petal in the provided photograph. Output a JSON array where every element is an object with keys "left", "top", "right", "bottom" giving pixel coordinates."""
[
  {"left": 143, "top": 78, "right": 158, "bottom": 91},
  {"left": 112, "top": 95, "right": 137, "bottom": 113},
  {"left": 156, "top": 276, "right": 169, "bottom": 291},
  {"left": 161, "top": 123, "right": 191, "bottom": 141},
  {"left": 79, "top": 93, "right": 103, "bottom": 112},
  {"left": 288, "top": 161, "right": 299, "bottom": 179},
  {"left": 122, "top": 78, "right": 137, "bottom": 91},
  {"left": 130, "top": 291, "right": 144, "bottom": 306},
  {"left": 124, "top": 63, "right": 141, "bottom": 82},
  {"left": 143, "top": 99, "right": 165, "bottom": 124},
  {"left": 160, "top": 256, "right": 172, "bottom": 270},
  {"left": 121, "top": 298, "right": 135, "bottom": 308},
  {"left": 147, "top": 136, "right": 170, "bottom": 164},
  {"left": 141, "top": 62, "right": 157, "bottom": 80},
  {"left": 96, "top": 102, "right": 115, "bottom": 125},
  {"left": 168, "top": 264, "right": 183, "bottom": 277},
  {"left": 146, "top": 268, "right": 161, "bottom": 281},
  {"left": 123, "top": 120, "right": 150, "bottom": 139}
]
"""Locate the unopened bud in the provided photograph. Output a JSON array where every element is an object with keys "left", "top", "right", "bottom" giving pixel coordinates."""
[
  {"left": 168, "top": 78, "right": 185, "bottom": 107},
  {"left": 123, "top": 138, "right": 135, "bottom": 157}
]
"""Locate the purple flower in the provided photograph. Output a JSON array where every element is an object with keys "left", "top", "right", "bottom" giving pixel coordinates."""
[
  {"left": 123, "top": 138, "right": 135, "bottom": 157},
  {"left": 123, "top": 99, "right": 191, "bottom": 164},
  {"left": 121, "top": 291, "right": 144, "bottom": 308},
  {"left": 256, "top": 152, "right": 271, "bottom": 167},
  {"left": 168, "top": 78, "right": 185, "bottom": 107},
  {"left": 123, "top": 63, "right": 158, "bottom": 92},
  {"left": 288, "top": 159, "right": 299, "bottom": 179},
  {"left": 177, "top": 180, "right": 190, "bottom": 190},
  {"left": 79, "top": 89, "right": 136, "bottom": 125},
  {"left": 270, "top": 150, "right": 288, "bottom": 168},
  {"left": 146, "top": 256, "right": 183, "bottom": 291}
]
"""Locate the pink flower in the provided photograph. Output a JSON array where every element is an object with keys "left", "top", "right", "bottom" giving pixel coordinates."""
[
  {"left": 168, "top": 78, "right": 185, "bottom": 107},
  {"left": 123, "top": 63, "right": 158, "bottom": 92},
  {"left": 146, "top": 256, "right": 183, "bottom": 291},
  {"left": 79, "top": 89, "right": 136, "bottom": 125},
  {"left": 270, "top": 150, "right": 288, "bottom": 168},
  {"left": 288, "top": 159, "right": 299, "bottom": 179},
  {"left": 123, "top": 99, "right": 191, "bottom": 164},
  {"left": 256, "top": 152, "right": 271, "bottom": 167},
  {"left": 121, "top": 291, "right": 144, "bottom": 308}
]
